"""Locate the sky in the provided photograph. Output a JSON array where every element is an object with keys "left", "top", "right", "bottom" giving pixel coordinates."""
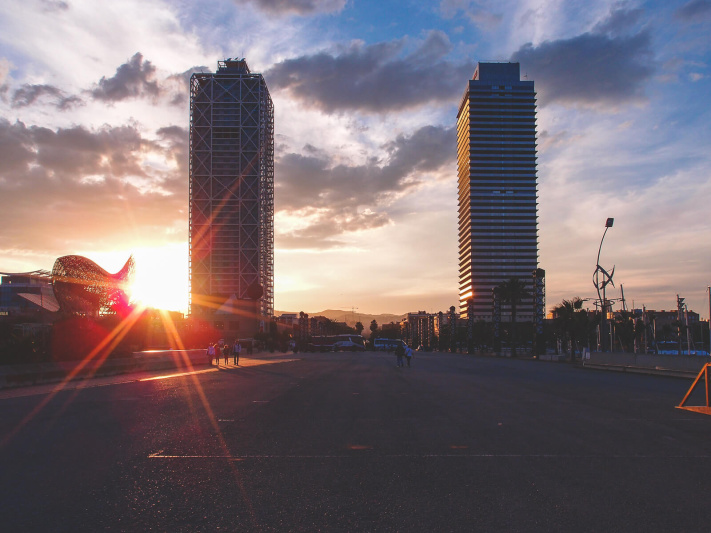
[{"left": 0, "top": 0, "right": 710, "bottom": 318}]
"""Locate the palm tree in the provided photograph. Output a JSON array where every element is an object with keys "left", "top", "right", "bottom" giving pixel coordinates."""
[
  {"left": 613, "top": 310, "right": 635, "bottom": 352},
  {"left": 553, "top": 297, "right": 588, "bottom": 362},
  {"left": 496, "top": 278, "right": 530, "bottom": 357},
  {"left": 369, "top": 320, "right": 378, "bottom": 342}
]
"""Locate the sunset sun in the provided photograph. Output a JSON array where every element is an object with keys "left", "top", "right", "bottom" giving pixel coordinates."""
[{"left": 129, "top": 245, "right": 189, "bottom": 313}]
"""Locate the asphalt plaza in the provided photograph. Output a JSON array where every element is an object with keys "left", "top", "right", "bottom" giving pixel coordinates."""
[{"left": 1, "top": 350, "right": 710, "bottom": 532}]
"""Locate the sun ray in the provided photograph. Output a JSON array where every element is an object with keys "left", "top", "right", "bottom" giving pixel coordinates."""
[
  {"left": 0, "top": 304, "right": 145, "bottom": 449},
  {"left": 154, "top": 308, "right": 259, "bottom": 525}
]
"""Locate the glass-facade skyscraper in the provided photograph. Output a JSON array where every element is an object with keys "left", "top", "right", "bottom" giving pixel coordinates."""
[
  {"left": 189, "top": 59, "right": 274, "bottom": 322},
  {"left": 456, "top": 62, "right": 538, "bottom": 320}
]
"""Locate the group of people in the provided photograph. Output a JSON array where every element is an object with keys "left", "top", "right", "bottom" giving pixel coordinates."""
[
  {"left": 207, "top": 340, "right": 242, "bottom": 366},
  {"left": 394, "top": 342, "right": 413, "bottom": 367}
]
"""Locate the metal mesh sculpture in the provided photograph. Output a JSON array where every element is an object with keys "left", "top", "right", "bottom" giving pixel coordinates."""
[{"left": 51, "top": 255, "right": 135, "bottom": 316}]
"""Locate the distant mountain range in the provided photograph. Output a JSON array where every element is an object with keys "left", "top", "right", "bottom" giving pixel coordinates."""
[{"left": 274, "top": 309, "right": 406, "bottom": 328}]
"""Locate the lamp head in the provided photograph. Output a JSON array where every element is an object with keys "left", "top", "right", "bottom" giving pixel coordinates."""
[{"left": 605, "top": 218, "right": 614, "bottom": 228}]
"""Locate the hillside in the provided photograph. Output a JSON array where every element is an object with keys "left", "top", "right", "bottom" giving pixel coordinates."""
[{"left": 274, "top": 309, "right": 406, "bottom": 328}]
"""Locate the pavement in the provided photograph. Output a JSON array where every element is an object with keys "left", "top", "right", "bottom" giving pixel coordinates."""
[
  {"left": 0, "top": 348, "right": 248, "bottom": 389},
  {"left": 2, "top": 348, "right": 707, "bottom": 391},
  {"left": 582, "top": 350, "right": 710, "bottom": 378},
  {"left": 1, "top": 350, "right": 711, "bottom": 532}
]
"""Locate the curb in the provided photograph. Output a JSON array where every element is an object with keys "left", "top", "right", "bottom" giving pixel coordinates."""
[{"left": 581, "top": 362, "right": 696, "bottom": 379}]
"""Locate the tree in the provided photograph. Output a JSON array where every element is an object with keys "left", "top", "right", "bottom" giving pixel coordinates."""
[
  {"left": 355, "top": 321, "right": 364, "bottom": 336},
  {"left": 613, "top": 310, "right": 635, "bottom": 352},
  {"left": 553, "top": 297, "right": 588, "bottom": 362},
  {"left": 496, "top": 278, "right": 530, "bottom": 357}
]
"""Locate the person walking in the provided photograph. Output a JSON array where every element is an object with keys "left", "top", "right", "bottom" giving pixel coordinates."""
[
  {"left": 223, "top": 342, "right": 229, "bottom": 365},
  {"left": 233, "top": 340, "right": 241, "bottom": 366},
  {"left": 405, "top": 344, "right": 413, "bottom": 367},
  {"left": 395, "top": 342, "right": 405, "bottom": 368},
  {"left": 207, "top": 343, "right": 216, "bottom": 365}
]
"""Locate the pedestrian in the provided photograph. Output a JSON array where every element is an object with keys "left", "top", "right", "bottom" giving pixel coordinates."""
[
  {"left": 207, "top": 343, "right": 215, "bottom": 365},
  {"left": 223, "top": 342, "right": 229, "bottom": 365},
  {"left": 233, "top": 340, "right": 241, "bottom": 365},
  {"left": 405, "top": 344, "right": 413, "bottom": 367},
  {"left": 395, "top": 342, "right": 405, "bottom": 367}
]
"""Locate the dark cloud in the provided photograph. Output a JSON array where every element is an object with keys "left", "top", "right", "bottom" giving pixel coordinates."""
[
  {"left": 87, "top": 54, "right": 206, "bottom": 107},
  {"left": 511, "top": 27, "right": 654, "bottom": 107},
  {"left": 0, "top": 119, "right": 186, "bottom": 253},
  {"left": 156, "top": 125, "right": 189, "bottom": 182},
  {"left": 40, "top": 0, "right": 69, "bottom": 12},
  {"left": 90, "top": 52, "right": 160, "bottom": 102},
  {"left": 266, "top": 31, "right": 475, "bottom": 113},
  {"left": 675, "top": 0, "right": 711, "bottom": 21},
  {"left": 12, "top": 84, "right": 83, "bottom": 110},
  {"left": 233, "top": 0, "right": 346, "bottom": 15},
  {"left": 164, "top": 66, "right": 209, "bottom": 106},
  {"left": 276, "top": 209, "right": 389, "bottom": 250},
  {"left": 592, "top": 3, "right": 644, "bottom": 35},
  {"left": 276, "top": 125, "right": 454, "bottom": 248},
  {"left": 439, "top": 0, "right": 503, "bottom": 29}
]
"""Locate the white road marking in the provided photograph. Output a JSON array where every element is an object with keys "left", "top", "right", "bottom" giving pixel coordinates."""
[{"left": 148, "top": 451, "right": 711, "bottom": 460}]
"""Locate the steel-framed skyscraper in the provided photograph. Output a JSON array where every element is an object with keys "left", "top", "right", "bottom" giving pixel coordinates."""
[
  {"left": 189, "top": 58, "right": 274, "bottom": 322},
  {"left": 456, "top": 62, "right": 538, "bottom": 320}
]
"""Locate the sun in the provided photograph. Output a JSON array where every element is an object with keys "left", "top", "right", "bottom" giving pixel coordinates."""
[{"left": 128, "top": 244, "right": 189, "bottom": 313}]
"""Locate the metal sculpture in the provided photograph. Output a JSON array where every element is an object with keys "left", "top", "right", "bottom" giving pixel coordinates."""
[
  {"left": 52, "top": 255, "right": 135, "bottom": 316},
  {"left": 593, "top": 218, "right": 614, "bottom": 351}
]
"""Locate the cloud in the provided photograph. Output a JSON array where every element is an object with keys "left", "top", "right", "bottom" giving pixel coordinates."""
[
  {"left": 163, "top": 66, "right": 210, "bottom": 106},
  {"left": 232, "top": 0, "right": 346, "bottom": 15},
  {"left": 592, "top": 3, "right": 644, "bottom": 36},
  {"left": 276, "top": 125, "right": 455, "bottom": 248},
  {"left": 90, "top": 52, "right": 161, "bottom": 102},
  {"left": 11, "top": 84, "right": 82, "bottom": 110},
  {"left": 439, "top": 0, "right": 502, "bottom": 29},
  {"left": 155, "top": 125, "right": 189, "bottom": 183},
  {"left": 39, "top": 0, "right": 68, "bottom": 12},
  {"left": 266, "top": 31, "right": 475, "bottom": 113},
  {"left": 689, "top": 72, "right": 706, "bottom": 81},
  {"left": 0, "top": 58, "right": 10, "bottom": 98},
  {"left": 675, "top": 0, "right": 711, "bottom": 21},
  {"left": 511, "top": 25, "right": 654, "bottom": 107},
  {"left": 0, "top": 119, "right": 186, "bottom": 253},
  {"left": 4, "top": 57, "right": 205, "bottom": 112},
  {"left": 86, "top": 54, "right": 207, "bottom": 107}
]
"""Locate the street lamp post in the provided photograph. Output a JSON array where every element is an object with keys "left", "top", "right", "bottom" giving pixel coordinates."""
[{"left": 593, "top": 218, "right": 615, "bottom": 352}]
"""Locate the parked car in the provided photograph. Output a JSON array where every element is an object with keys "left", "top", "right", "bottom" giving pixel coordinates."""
[{"left": 308, "top": 334, "right": 366, "bottom": 352}]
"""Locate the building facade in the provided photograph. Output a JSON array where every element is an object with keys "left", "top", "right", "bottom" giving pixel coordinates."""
[
  {"left": 404, "top": 311, "right": 436, "bottom": 349},
  {"left": 0, "top": 273, "right": 56, "bottom": 318},
  {"left": 189, "top": 58, "right": 274, "bottom": 331},
  {"left": 456, "top": 62, "right": 539, "bottom": 320}
]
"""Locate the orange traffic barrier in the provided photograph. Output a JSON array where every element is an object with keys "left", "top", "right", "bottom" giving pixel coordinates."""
[{"left": 677, "top": 363, "right": 711, "bottom": 415}]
